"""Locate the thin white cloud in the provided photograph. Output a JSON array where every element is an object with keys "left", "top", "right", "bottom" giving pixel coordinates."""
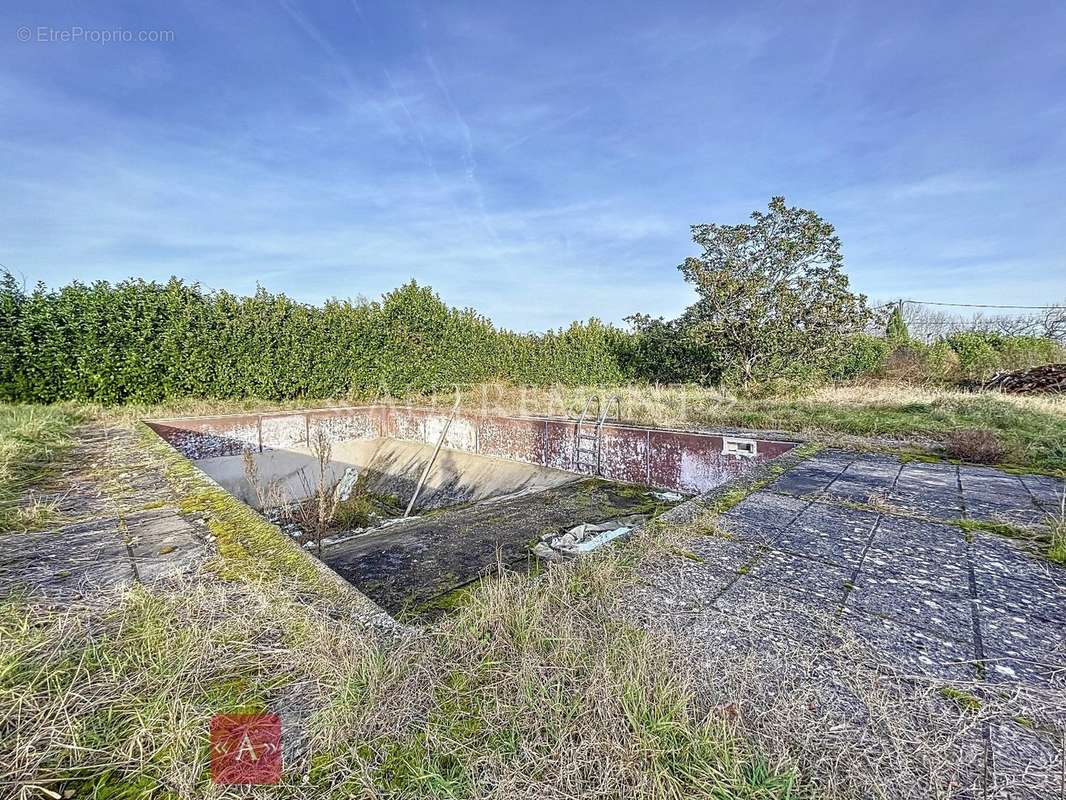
[{"left": 887, "top": 173, "right": 1000, "bottom": 200}]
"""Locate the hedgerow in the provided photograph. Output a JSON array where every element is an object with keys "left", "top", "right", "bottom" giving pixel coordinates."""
[{"left": 0, "top": 274, "right": 633, "bottom": 403}]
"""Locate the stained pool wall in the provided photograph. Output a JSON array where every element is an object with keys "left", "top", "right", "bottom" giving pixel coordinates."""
[{"left": 147, "top": 406, "right": 797, "bottom": 495}]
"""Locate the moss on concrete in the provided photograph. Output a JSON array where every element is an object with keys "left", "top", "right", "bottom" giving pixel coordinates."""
[{"left": 138, "top": 424, "right": 348, "bottom": 595}]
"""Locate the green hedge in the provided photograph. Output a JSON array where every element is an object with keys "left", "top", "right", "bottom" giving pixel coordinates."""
[{"left": 0, "top": 274, "right": 634, "bottom": 403}]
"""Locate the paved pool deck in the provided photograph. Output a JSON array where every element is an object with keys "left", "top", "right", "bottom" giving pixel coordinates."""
[{"left": 633, "top": 449, "right": 1065, "bottom": 798}]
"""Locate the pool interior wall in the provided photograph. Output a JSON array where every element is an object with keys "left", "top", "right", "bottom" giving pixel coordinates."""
[
  {"left": 147, "top": 405, "right": 797, "bottom": 496},
  {"left": 194, "top": 438, "right": 578, "bottom": 512}
]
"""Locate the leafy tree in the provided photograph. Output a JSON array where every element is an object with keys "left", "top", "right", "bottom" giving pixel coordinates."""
[
  {"left": 624, "top": 314, "right": 706, "bottom": 384},
  {"left": 885, "top": 305, "right": 910, "bottom": 343},
  {"left": 675, "top": 197, "right": 871, "bottom": 385}
]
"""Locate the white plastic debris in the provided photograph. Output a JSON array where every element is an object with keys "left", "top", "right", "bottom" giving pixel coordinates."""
[
  {"left": 650, "top": 491, "right": 683, "bottom": 502},
  {"left": 571, "top": 526, "right": 631, "bottom": 552},
  {"left": 536, "top": 515, "right": 648, "bottom": 558},
  {"left": 333, "top": 468, "right": 359, "bottom": 502}
]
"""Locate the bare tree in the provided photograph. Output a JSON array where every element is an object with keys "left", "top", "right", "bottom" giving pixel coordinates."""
[
  {"left": 882, "top": 299, "right": 1066, "bottom": 343},
  {"left": 308, "top": 428, "right": 334, "bottom": 556},
  {"left": 1040, "top": 303, "right": 1066, "bottom": 342}
]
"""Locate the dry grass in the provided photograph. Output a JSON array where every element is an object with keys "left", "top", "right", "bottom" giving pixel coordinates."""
[
  {"left": 0, "top": 550, "right": 795, "bottom": 798},
  {"left": 0, "top": 405, "right": 84, "bottom": 532},
  {"left": 943, "top": 429, "right": 1007, "bottom": 464},
  {"left": 1047, "top": 492, "right": 1066, "bottom": 564}
]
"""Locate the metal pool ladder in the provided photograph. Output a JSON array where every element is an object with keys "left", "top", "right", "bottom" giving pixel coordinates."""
[{"left": 574, "top": 395, "right": 621, "bottom": 475}]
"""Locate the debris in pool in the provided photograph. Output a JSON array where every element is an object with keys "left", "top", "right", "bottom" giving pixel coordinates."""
[
  {"left": 333, "top": 467, "right": 359, "bottom": 501},
  {"left": 534, "top": 514, "right": 648, "bottom": 560},
  {"left": 650, "top": 491, "right": 683, "bottom": 502}
]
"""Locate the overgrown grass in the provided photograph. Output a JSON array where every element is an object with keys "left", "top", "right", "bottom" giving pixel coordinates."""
[
  {"left": 3, "top": 385, "right": 1060, "bottom": 795},
  {"left": 0, "top": 548, "right": 797, "bottom": 798},
  {"left": 0, "top": 413, "right": 796, "bottom": 798},
  {"left": 315, "top": 552, "right": 795, "bottom": 798},
  {"left": 0, "top": 404, "right": 84, "bottom": 532}
]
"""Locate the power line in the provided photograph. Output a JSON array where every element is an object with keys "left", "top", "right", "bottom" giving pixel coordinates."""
[{"left": 898, "top": 299, "right": 1061, "bottom": 310}]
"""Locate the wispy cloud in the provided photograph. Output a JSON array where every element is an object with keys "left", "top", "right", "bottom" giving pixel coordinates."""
[
  {"left": 1, "top": 1, "right": 1063, "bottom": 325},
  {"left": 887, "top": 173, "right": 1000, "bottom": 200},
  {"left": 501, "top": 105, "right": 591, "bottom": 152}
]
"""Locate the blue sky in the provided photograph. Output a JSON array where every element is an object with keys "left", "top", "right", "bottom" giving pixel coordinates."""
[{"left": 2, "top": 1, "right": 1064, "bottom": 331}]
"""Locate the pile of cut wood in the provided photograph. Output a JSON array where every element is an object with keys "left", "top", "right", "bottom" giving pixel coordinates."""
[{"left": 985, "top": 363, "right": 1066, "bottom": 394}]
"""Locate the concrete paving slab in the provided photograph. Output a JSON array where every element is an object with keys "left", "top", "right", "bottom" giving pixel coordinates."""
[
  {"left": 815, "top": 483, "right": 873, "bottom": 506},
  {"left": 983, "top": 651, "right": 1066, "bottom": 691},
  {"left": 965, "top": 499, "right": 1046, "bottom": 528},
  {"left": 840, "top": 607, "right": 978, "bottom": 681},
  {"left": 747, "top": 548, "right": 852, "bottom": 606},
  {"left": 957, "top": 464, "right": 1021, "bottom": 481},
  {"left": 641, "top": 562, "right": 742, "bottom": 611},
  {"left": 719, "top": 492, "right": 808, "bottom": 533},
  {"left": 712, "top": 576, "right": 840, "bottom": 648},
  {"left": 0, "top": 510, "right": 209, "bottom": 599},
  {"left": 894, "top": 460, "right": 959, "bottom": 486},
  {"left": 862, "top": 549, "right": 971, "bottom": 597},
  {"left": 637, "top": 447, "right": 1065, "bottom": 798},
  {"left": 862, "top": 518, "right": 971, "bottom": 596},
  {"left": 971, "top": 532, "right": 1047, "bottom": 575},
  {"left": 767, "top": 468, "right": 841, "bottom": 497},
  {"left": 822, "top": 477, "right": 895, "bottom": 505},
  {"left": 979, "top": 607, "right": 1066, "bottom": 663},
  {"left": 1018, "top": 473, "right": 1066, "bottom": 511},
  {"left": 959, "top": 468, "right": 1048, "bottom": 526},
  {"left": 970, "top": 534, "right": 1065, "bottom": 618},
  {"left": 871, "top": 514, "right": 968, "bottom": 556},
  {"left": 888, "top": 462, "right": 963, "bottom": 519},
  {"left": 828, "top": 456, "right": 902, "bottom": 503},
  {"left": 847, "top": 575, "right": 975, "bottom": 642},
  {"left": 987, "top": 720, "right": 1065, "bottom": 800},
  {"left": 887, "top": 490, "right": 964, "bottom": 520},
  {"left": 681, "top": 535, "right": 760, "bottom": 571},
  {"left": 766, "top": 451, "right": 852, "bottom": 497},
  {"left": 773, "top": 501, "right": 878, "bottom": 568},
  {"left": 974, "top": 567, "right": 1066, "bottom": 623}
]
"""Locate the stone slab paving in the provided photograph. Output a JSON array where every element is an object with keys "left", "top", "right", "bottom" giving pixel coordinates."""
[
  {"left": 638, "top": 448, "right": 1066, "bottom": 798},
  {"left": 0, "top": 508, "right": 210, "bottom": 601}
]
